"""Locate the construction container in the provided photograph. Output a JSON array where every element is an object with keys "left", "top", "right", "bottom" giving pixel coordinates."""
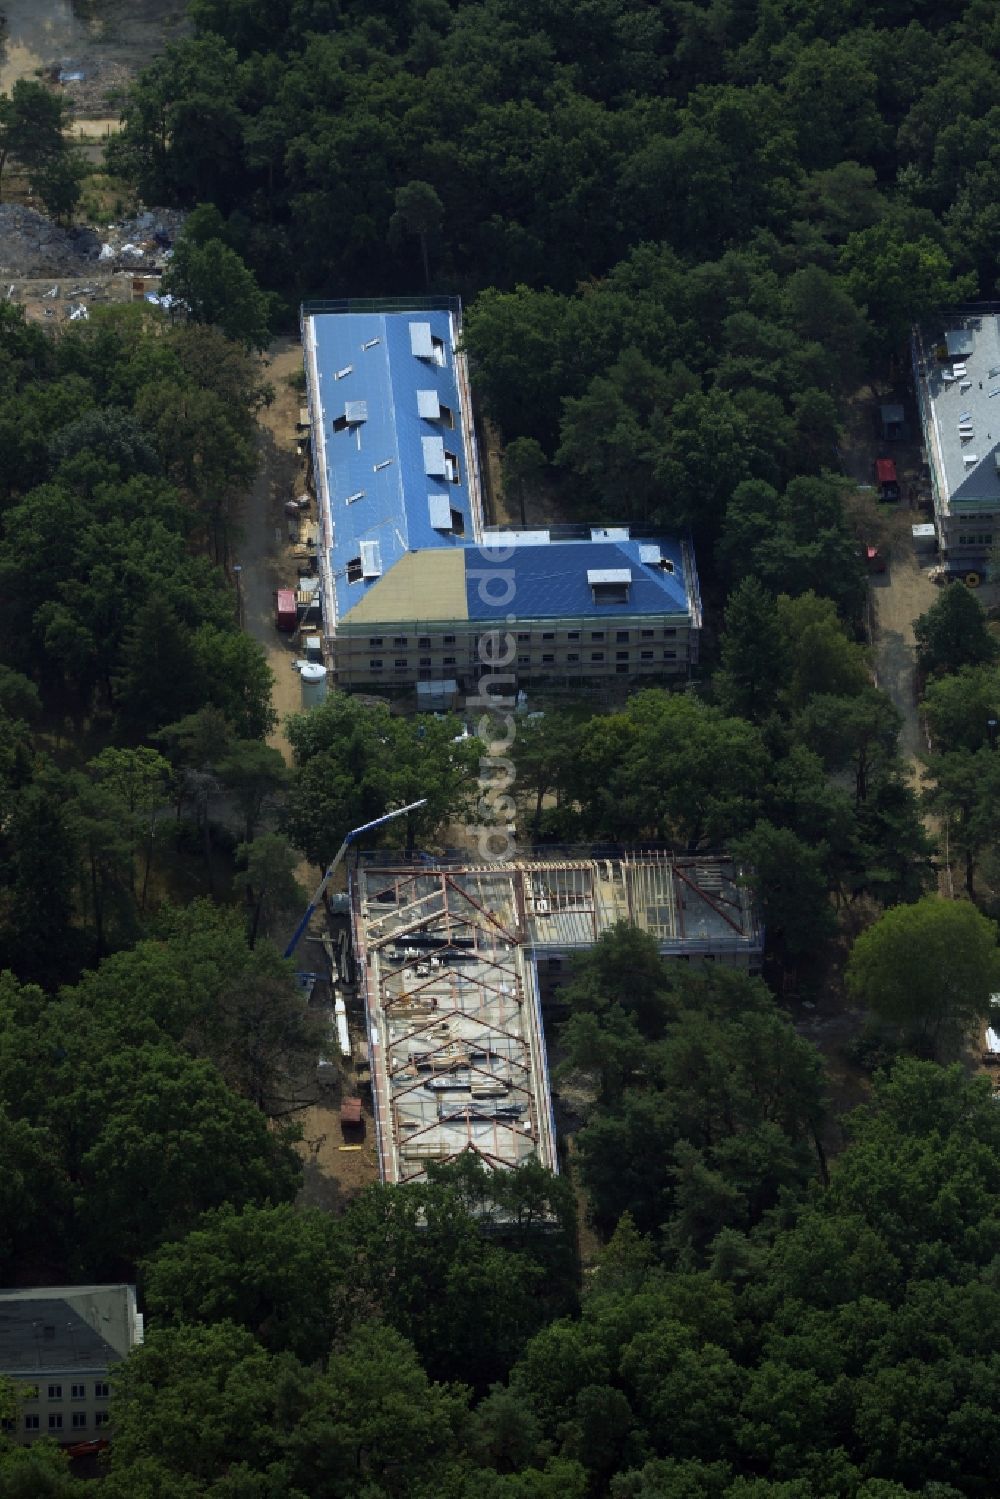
[
  {"left": 275, "top": 589, "right": 297, "bottom": 631},
  {"left": 299, "top": 661, "right": 328, "bottom": 709}
]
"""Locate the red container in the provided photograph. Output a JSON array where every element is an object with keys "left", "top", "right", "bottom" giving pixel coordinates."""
[
  {"left": 275, "top": 589, "right": 297, "bottom": 631},
  {"left": 874, "top": 458, "right": 900, "bottom": 500}
]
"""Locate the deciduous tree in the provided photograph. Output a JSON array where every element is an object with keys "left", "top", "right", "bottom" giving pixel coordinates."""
[
  {"left": 915, "top": 583, "right": 997, "bottom": 679},
  {"left": 846, "top": 896, "right": 1000, "bottom": 1057}
]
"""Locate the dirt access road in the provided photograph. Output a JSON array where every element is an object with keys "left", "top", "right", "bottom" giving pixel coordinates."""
[
  {"left": 869, "top": 547, "right": 937, "bottom": 766},
  {"left": 237, "top": 337, "right": 313, "bottom": 763},
  {"left": 238, "top": 338, "right": 381, "bottom": 1206}
]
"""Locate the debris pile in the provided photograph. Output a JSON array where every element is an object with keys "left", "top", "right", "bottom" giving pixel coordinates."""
[
  {"left": 98, "top": 208, "right": 188, "bottom": 267},
  {"left": 0, "top": 205, "right": 187, "bottom": 279},
  {"left": 0, "top": 205, "right": 101, "bottom": 276},
  {"left": 50, "top": 59, "right": 134, "bottom": 119}
]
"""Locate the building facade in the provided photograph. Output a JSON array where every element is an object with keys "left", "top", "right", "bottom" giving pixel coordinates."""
[
  {"left": 0, "top": 1284, "right": 143, "bottom": 1446},
  {"left": 301, "top": 299, "right": 701, "bottom": 688},
  {"left": 912, "top": 310, "right": 1000, "bottom": 578}
]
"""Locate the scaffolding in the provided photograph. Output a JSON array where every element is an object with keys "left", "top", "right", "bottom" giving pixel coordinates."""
[
  {"left": 353, "top": 868, "right": 558, "bottom": 1186},
  {"left": 351, "top": 852, "right": 762, "bottom": 1186}
]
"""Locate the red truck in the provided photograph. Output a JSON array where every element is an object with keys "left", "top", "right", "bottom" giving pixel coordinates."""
[
  {"left": 274, "top": 588, "right": 298, "bottom": 632},
  {"left": 874, "top": 457, "right": 900, "bottom": 502}
]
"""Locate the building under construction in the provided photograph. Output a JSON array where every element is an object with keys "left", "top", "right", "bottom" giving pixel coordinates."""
[{"left": 350, "top": 852, "right": 762, "bottom": 1186}]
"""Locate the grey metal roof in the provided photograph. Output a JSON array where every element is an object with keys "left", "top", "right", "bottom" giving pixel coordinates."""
[
  {"left": 915, "top": 313, "right": 1000, "bottom": 511},
  {"left": 422, "top": 435, "right": 446, "bottom": 476},
  {"left": 360, "top": 539, "right": 382, "bottom": 577},
  {"left": 428, "top": 493, "right": 453, "bottom": 528},
  {"left": 409, "top": 322, "right": 434, "bottom": 358},
  {"left": 587, "top": 567, "right": 632, "bottom": 585},
  {"left": 417, "top": 389, "right": 440, "bottom": 419},
  {"left": 481, "top": 528, "right": 551, "bottom": 546},
  {"left": 0, "top": 1287, "right": 138, "bottom": 1373}
]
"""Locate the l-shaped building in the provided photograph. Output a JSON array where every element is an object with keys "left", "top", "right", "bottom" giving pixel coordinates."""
[{"left": 301, "top": 298, "right": 701, "bottom": 689}]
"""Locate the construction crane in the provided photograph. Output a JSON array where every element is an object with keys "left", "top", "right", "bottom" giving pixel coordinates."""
[{"left": 283, "top": 799, "right": 428, "bottom": 959}]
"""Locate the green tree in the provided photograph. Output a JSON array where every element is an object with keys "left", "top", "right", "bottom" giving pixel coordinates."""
[
  {"left": 66, "top": 901, "right": 321, "bottom": 1116},
  {"left": 0, "top": 81, "right": 70, "bottom": 203},
  {"left": 195, "top": 627, "right": 277, "bottom": 739},
  {"left": 0, "top": 772, "right": 83, "bottom": 986},
  {"left": 794, "top": 688, "right": 902, "bottom": 804},
  {"left": 106, "top": 1320, "right": 469, "bottom": 1498},
  {"left": 840, "top": 222, "right": 975, "bottom": 346},
  {"left": 846, "top": 896, "right": 1000, "bottom": 1057},
  {"left": 114, "top": 594, "right": 204, "bottom": 738},
  {"left": 338, "top": 1169, "right": 556, "bottom": 1390},
  {"left": 285, "top": 694, "right": 477, "bottom": 865},
  {"left": 237, "top": 832, "right": 304, "bottom": 949},
  {"left": 924, "top": 747, "right": 1000, "bottom": 897},
  {"left": 510, "top": 710, "right": 580, "bottom": 840},
  {"left": 388, "top": 179, "right": 444, "bottom": 287},
  {"left": 568, "top": 692, "right": 769, "bottom": 849},
  {"left": 34, "top": 146, "right": 86, "bottom": 221},
  {"left": 557, "top": 924, "right": 677, "bottom": 1042},
  {"left": 921, "top": 664, "right": 1000, "bottom": 753},
  {"left": 774, "top": 592, "right": 870, "bottom": 711},
  {"left": 65, "top": 1043, "right": 301, "bottom": 1271},
  {"left": 574, "top": 967, "right": 827, "bottom": 1242},
  {"left": 715, "top": 579, "right": 788, "bottom": 724},
  {"left": 0, "top": 1437, "right": 85, "bottom": 1496},
  {"left": 66, "top": 774, "right": 138, "bottom": 960},
  {"left": 88, "top": 746, "right": 173, "bottom": 910},
  {"left": 0, "top": 1105, "right": 63, "bottom": 1282},
  {"left": 214, "top": 738, "right": 285, "bottom": 841},
  {"left": 162, "top": 234, "right": 275, "bottom": 351},
  {"left": 732, "top": 820, "right": 834, "bottom": 967},
  {"left": 501, "top": 437, "right": 547, "bottom": 529},
  {"left": 142, "top": 1203, "right": 342, "bottom": 1362},
  {"left": 915, "top": 582, "right": 998, "bottom": 678}
]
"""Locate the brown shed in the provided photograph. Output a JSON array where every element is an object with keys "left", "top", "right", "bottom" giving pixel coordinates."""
[{"left": 340, "top": 1097, "right": 363, "bottom": 1127}]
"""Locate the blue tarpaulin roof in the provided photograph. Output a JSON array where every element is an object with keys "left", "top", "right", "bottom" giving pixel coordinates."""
[
  {"left": 306, "top": 305, "right": 699, "bottom": 631},
  {"left": 466, "top": 538, "right": 690, "bottom": 620},
  {"left": 310, "top": 310, "right": 473, "bottom": 621}
]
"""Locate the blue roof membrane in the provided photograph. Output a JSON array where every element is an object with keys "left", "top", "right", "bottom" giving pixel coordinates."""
[
  {"left": 310, "top": 310, "right": 474, "bottom": 621},
  {"left": 465, "top": 538, "right": 691, "bottom": 621}
]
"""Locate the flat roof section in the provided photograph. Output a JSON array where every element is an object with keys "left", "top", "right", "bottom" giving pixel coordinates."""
[
  {"left": 339, "top": 548, "right": 469, "bottom": 625},
  {"left": 913, "top": 312, "right": 1000, "bottom": 512}
]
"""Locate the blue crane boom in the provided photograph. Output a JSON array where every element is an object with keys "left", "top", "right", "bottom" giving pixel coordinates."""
[{"left": 283, "top": 799, "right": 428, "bottom": 959}]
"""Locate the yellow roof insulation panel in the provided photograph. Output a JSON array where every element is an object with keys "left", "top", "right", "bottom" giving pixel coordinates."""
[{"left": 341, "top": 548, "right": 469, "bottom": 625}]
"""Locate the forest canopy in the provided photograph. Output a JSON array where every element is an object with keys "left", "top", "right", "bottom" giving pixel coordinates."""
[{"left": 1, "top": 0, "right": 999, "bottom": 1494}]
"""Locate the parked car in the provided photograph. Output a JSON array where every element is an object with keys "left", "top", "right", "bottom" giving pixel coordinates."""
[{"left": 865, "top": 543, "right": 887, "bottom": 574}]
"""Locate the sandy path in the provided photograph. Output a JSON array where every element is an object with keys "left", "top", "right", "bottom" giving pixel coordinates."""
[{"left": 237, "top": 338, "right": 311, "bottom": 763}]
